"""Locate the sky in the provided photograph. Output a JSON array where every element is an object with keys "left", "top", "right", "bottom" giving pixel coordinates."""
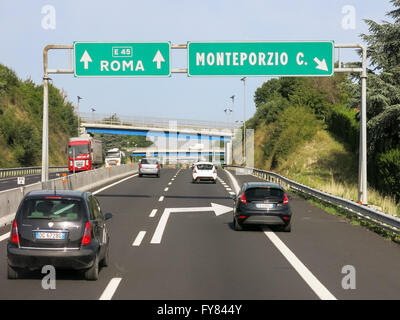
[{"left": 0, "top": 0, "right": 394, "bottom": 124}]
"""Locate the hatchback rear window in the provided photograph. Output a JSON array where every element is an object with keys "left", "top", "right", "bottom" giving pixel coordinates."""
[
  {"left": 20, "top": 198, "right": 84, "bottom": 221},
  {"left": 245, "top": 187, "right": 284, "bottom": 201},
  {"left": 141, "top": 159, "right": 158, "bottom": 164},
  {"left": 196, "top": 164, "right": 213, "bottom": 170}
]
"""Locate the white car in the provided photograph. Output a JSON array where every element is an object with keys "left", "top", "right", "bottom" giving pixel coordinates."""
[{"left": 192, "top": 162, "right": 217, "bottom": 183}]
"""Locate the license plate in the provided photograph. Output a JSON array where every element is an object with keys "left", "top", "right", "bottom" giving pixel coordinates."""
[
  {"left": 256, "top": 203, "right": 275, "bottom": 209},
  {"left": 36, "top": 232, "right": 66, "bottom": 240}
]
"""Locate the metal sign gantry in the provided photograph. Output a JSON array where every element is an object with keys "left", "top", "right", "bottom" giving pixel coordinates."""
[{"left": 41, "top": 42, "right": 368, "bottom": 204}]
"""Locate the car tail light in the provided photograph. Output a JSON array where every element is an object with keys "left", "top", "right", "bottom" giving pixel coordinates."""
[
  {"left": 193, "top": 169, "right": 197, "bottom": 173},
  {"left": 283, "top": 193, "right": 289, "bottom": 205},
  {"left": 11, "top": 220, "right": 19, "bottom": 245},
  {"left": 283, "top": 216, "right": 291, "bottom": 221},
  {"left": 81, "top": 221, "right": 91, "bottom": 245},
  {"left": 240, "top": 193, "right": 247, "bottom": 204},
  {"left": 156, "top": 164, "right": 159, "bottom": 168},
  {"left": 139, "top": 164, "right": 142, "bottom": 168},
  {"left": 213, "top": 169, "right": 216, "bottom": 173}
]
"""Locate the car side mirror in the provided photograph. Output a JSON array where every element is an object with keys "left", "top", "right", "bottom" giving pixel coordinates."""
[{"left": 104, "top": 213, "right": 113, "bottom": 220}]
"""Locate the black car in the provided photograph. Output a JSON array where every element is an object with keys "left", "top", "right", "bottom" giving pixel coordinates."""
[
  {"left": 7, "top": 190, "right": 112, "bottom": 280},
  {"left": 231, "top": 182, "right": 292, "bottom": 232}
]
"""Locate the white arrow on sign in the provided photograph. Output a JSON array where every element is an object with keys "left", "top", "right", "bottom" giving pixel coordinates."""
[
  {"left": 313, "top": 57, "right": 328, "bottom": 72},
  {"left": 150, "top": 203, "right": 232, "bottom": 244},
  {"left": 80, "top": 50, "right": 92, "bottom": 69},
  {"left": 152, "top": 50, "right": 165, "bottom": 69}
]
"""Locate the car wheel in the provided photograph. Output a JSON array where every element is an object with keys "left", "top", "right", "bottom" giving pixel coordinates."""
[
  {"left": 213, "top": 179, "right": 216, "bottom": 184},
  {"left": 280, "top": 222, "right": 292, "bottom": 232},
  {"left": 233, "top": 217, "right": 244, "bottom": 231},
  {"left": 100, "top": 245, "right": 110, "bottom": 268},
  {"left": 7, "top": 264, "right": 19, "bottom": 279},
  {"left": 85, "top": 254, "right": 99, "bottom": 281}
]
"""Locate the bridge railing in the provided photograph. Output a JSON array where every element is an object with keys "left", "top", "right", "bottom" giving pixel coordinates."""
[
  {"left": 79, "top": 112, "right": 240, "bottom": 131},
  {"left": 225, "top": 165, "right": 400, "bottom": 234}
]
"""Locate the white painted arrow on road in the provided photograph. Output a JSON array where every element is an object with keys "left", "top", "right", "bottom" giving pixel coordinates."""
[
  {"left": 152, "top": 50, "right": 165, "bottom": 69},
  {"left": 80, "top": 50, "right": 92, "bottom": 69},
  {"left": 313, "top": 57, "right": 328, "bottom": 71},
  {"left": 150, "top": 203, "right": 232, "bottom": 244}
]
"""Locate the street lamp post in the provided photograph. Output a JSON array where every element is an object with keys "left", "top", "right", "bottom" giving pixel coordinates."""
[
  {"left": 240, "top": 77, "right": 246, "bottom": 162},
  {"left": 77, "top": 96, "right": 83, "bottom": 136}
]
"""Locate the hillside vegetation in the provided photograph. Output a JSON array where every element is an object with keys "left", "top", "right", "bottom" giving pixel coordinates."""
[
  {"left": 244, "top": 1, "right": 400, "bottom": 215},
  {"left": 0, "top": 64, "right": 78, "bottom": 168}
]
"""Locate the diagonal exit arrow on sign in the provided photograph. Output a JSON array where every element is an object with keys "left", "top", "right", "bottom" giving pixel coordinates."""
[{"left": 150, "top": 203, "right": 232, "bottom": 244}]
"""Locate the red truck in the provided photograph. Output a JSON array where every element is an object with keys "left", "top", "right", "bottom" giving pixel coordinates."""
[{"left": 67, "top": 136, "right": 103, "bottom": 172}]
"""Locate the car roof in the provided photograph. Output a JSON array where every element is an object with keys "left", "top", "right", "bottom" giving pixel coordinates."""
[
  {"left": 243, "top": 182, "right": 283, "bottom": 190},
  {"left": 195, "top": 162, "right": 214, "bottom": 165},
  {"left": 25, "top": 190, "right": 89, "bottom": 199}
]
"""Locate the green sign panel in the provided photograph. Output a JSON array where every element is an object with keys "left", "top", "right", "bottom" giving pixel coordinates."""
[
  {"left": 74, "top": 42, "right": 171, "bottom": 77},
  {"left": 187, "top": 41, "right": 334, "bottom": 77}
]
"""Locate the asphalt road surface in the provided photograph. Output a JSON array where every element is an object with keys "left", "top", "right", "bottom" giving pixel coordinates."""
[{"left": 0, "top": 167, "right": 399, "bottom": 300}]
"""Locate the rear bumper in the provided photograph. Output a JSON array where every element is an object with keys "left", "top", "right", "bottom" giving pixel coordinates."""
[
  {"left": 241, "top": 215, "right": 286, "bottom": 225},
  {"left": 139, "top": 168, "right": 160, "bottom": 175},
  {"left": 7, "top": 244, "right": 97, "bottom": 270},
  {"left": 193, "top": 175, "right": 217, "bottom": 181},
  {"left": 236, "top": 207, "right": 292, "bottom": 226}
]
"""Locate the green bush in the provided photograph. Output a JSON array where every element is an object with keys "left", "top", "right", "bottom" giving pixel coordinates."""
[
  {"left": 376, "top": 149, "right": 400, "bottom": 201},
  {"left": 262, "top": 106, "right": 321, "bottom": 169},
  {"left": 327, "top": 105, "right": 359, "bottom": 151}
]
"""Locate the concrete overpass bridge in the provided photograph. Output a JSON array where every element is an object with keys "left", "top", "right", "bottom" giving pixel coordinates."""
[{"left": 79, "top": 112, "right": 239, "bottom": 163}]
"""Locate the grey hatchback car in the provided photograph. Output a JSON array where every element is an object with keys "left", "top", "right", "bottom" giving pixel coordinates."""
[
  {"left": 232, "top": 182, "right": 292, "bottom": 232},
  {"left": 139, "top": 158, "right": 160, "bottom": 177},
  {"left": 7, "top": 190, "right": 112, "bottom": 280}
]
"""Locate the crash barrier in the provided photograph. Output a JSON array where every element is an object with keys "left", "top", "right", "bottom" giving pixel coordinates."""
[
  {"left": 0, "top": 164, "right": 138, "bottom": 227},
  {"left": 0, "top": 166, "right": 68, "bottom": 179},
  {"left": 225, "top": 165, "right": 400, "bottom": 234}
]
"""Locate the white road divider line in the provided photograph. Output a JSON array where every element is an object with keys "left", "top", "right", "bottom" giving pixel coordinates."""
[
  {"left": 263, "top": 228, "right": 337, "bottom": 300},
  {"left": 149, "top": 209, "right": 158, "bottom": 218},
  {"left": 132, "top": 231, "right": 146, "bottom": 246},
  {"left": 0, "top": 232, "right": 10, "bottom": 242},
  {"left": 168, "top": 182, "right": 172, "bottom": 185},
  {"left": 164, "top": 187, "right": 169, "bottom": 192},
  {"left": 93, "top": 174, "right": 138, "bottom": 195},
  {"left": 99, "top": 277, "right": 122, "bottom": 300},
  {"left": 159, "top": 196, "right": 164, "bottom": 202}
]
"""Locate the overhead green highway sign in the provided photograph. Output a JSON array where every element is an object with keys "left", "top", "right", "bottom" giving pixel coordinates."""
[
  {"left": 187, "top": 41, "right": 334, "bottom": 77},
  {"left": 74, "top": 42, "right": 171, "bottom": 77}
]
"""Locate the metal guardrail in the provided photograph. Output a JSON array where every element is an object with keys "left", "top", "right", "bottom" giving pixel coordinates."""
[
  {"left": 0, "top": 166, "right": 68, "bottom": 179},
  {"left": 226, "top": 165, "right": 400, "bottom": 233}
]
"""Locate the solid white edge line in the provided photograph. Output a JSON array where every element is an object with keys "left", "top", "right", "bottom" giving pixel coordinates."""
[
  {"left": 224, "top": 168, "right": 336, "bottom": 300},
  {"left": 132, "top": 231, "right": 146, "bottom": 246},
  {"left": 263, "top": 228, "right": 337, "bottom": 300},
  {"left": 92, "top": 174, "right": 138, "bottom": 195},
  {"left": 149, "top": 209, "right": 158, "bottom": 218},
  {"left": 99, "top": 277, "right": 122, "bottom": 300},
  {"left": 0, "top": 232, "right": 10, "bottom": 242}
]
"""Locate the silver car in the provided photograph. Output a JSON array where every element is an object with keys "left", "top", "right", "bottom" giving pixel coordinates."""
[{"left": 139, "top": 158, "right": 160, "bottom": 178}]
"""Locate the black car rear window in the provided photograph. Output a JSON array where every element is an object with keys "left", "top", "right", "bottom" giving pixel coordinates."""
[
  {"left": 196, "top": 164, "right": 213, "bottom": 170},
  {"left": 141, "top": 159, "right": 157, "bottom": 164},
  {"left": 20, "top": 198, "right": 84, "bottom": 221},
  {"left": 245, "top": 187, "right": 284, "bottom": 201}
]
